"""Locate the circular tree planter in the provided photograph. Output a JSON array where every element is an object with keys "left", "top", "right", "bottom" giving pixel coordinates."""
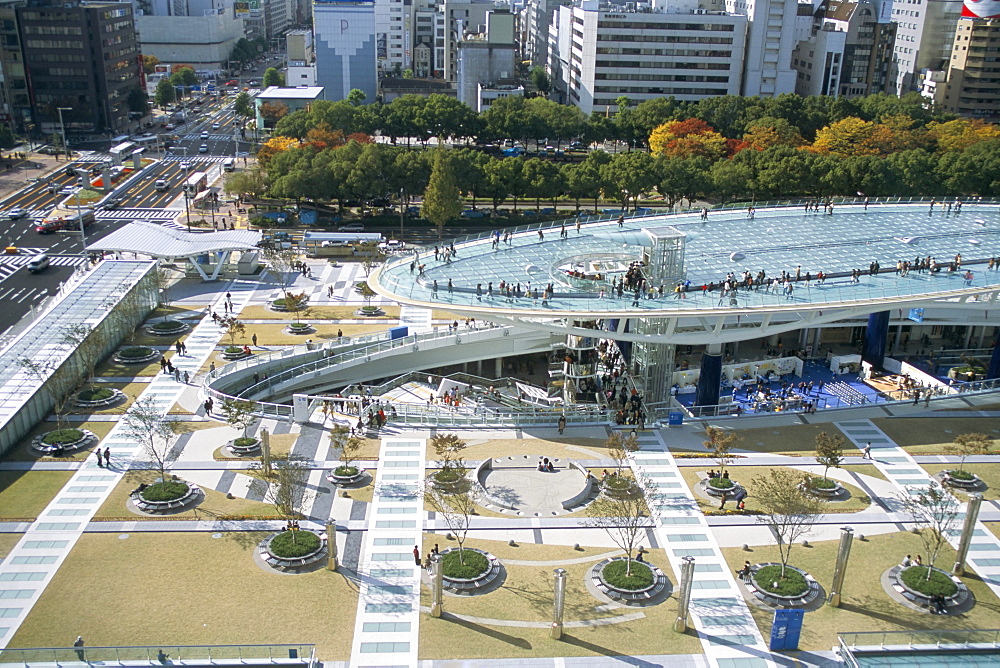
[
  {"left": 113, "top": 345, "right": 158, "bottom": 364},
  {"left": 601, "top": 475, "right": 641, "bottom": 499},
  {"left": 285, "top": 323, "right": 314, "bottom": 335},
  {"left": 355, "top": 305, "right": 385, "bottom": 317},
  {"left": 438, "top": 547, "right": 504, "bottom": 595},
  {"left": 270, "top": 297, "right": 309, "bottom": 313},
  {"left": 800, "top": 476, "right": 845, "bottom": 498},
  {"left": 746, "top": 563, "right": 822, "bottom": 608},
  {"left": 31, "top": 428, "right": 97, "bottom": 455},
  {"left": 941, "top": 470, "right": 983, "bottom": 490},
  {"left": 227, "top": 436, "right": 261, "bottom": 456},
  {"left": 74, "top": 387, "right": 126, "bottom": 409},
  {"left": 145, "top": 319, "right": 189, "bottom": 336},
  {"left": 429, "top": 469, "right": 469, "bottom": 493},
  {"left": 261, "top": 529, "right": 326, "bottom": 571},
  {"left": 353, "top": 282, "right": 370, "bottom": 294},
  {"left": 327, "top": 465, "right": 366, "bottom": 485},
  {"left": 704, "top": 477, "right": 741, "bottom": 498},
  {"left": 886, "top": 564, "right": 971, "bottom": 613},
  {"left": 590, "top": 557, "right": 669, "bottom": 605},
  {"left": 132, "top": 479, "right": 202, "bottom": 514},
  {"left": 221, "top": 346, "right": 252, "bottom": 360}
]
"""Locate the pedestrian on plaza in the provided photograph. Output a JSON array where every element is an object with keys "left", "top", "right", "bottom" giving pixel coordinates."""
[
  {"left": 159, "top": 356, "right": 168, "bottom": 371},
  {"left": 175, "top": 341, "right": 183, "bottom": 355},
  {"left": 95, "top": 449, "right": 103, "bottom": 467},
  {"left": 74, "top": 637, "right": 85, "bottom": 661},
  {"left": 413, "top": 545, "right": 421, "bottom": 567},
  {"left": 174, "top": 368, "right": 181, "bottom": 382},
  {"left": 252, "top": 333, "right": 257, "bottom": 347},
  {"left": 181, "top": 341, "right": 187, "bottom": 355},
  {"left": 557, "top": 415, "right": 566, "bottom": 435},
  {"left": 862, "top": 442, "right": 872, "bottom": 459},
  {"left": 204, "top": 397, "right": 214, "bottom": 414},
  {"left": 104, "top": 448, "right": 111, "bottom": 467},
  {"left": 183, "top": 371, "right": 190, "bottom": 384}
]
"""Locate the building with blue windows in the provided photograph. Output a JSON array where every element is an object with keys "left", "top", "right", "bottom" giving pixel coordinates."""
[{"left": 312, "top": 0, "right": 377, "bottom": 103}]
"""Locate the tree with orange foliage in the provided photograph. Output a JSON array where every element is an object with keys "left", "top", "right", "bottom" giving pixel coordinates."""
[
  {"left": 926, "top": 119, "right": 1000, "bottom": 152},
  {"left": 259, "top": 101, "right": 290, "bottom": 128},
  {"left": 741, "top": 117, "right": 806, "bottom": 151},
  {"left": 649, "top": 118, "right": 728, "bottom": 160},
  {"left": 346, "top": 132, "right": 374, "bottom": 144},
  {"left": 811, "top": 117, "right": 903, "bottom": 157},
  {"left": 256, "top": 136, "right": 300, "bottom": 169},
  {"left": 304, "top": 123, "right": 346, "bottom": 151}
]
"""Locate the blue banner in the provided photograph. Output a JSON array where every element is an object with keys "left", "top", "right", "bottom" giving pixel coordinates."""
[{"left": 769, "top": 608, "right": 804, "bottom": 650}]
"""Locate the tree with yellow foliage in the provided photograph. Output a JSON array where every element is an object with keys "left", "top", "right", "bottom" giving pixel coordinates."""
[
  {"left": 741, "top": 117, "right": 805, "bottom": 151},
  {"left": 926, "top": 119, "right": 1000, "bottom": 152},
  {"left": 811, "top": 116, "right": 907, "bottom": 157},
  {"left": 649, "top": 118, "right": 728, "bottom": 160},
  {"left": 256, "top": 136, "right": 300, "bottom": 170}
]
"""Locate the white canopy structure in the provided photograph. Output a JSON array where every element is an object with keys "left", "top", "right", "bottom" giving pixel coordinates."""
[{"left": 87, "top": 221, "right": 261, "bottom": 281}]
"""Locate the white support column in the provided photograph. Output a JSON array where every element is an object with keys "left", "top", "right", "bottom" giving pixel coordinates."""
[
  {"left": 209, "top": 250, "right": 231, "bottom": 281},
  {"left": 188, "top": 256, "right": 211, "bottom": 281}
]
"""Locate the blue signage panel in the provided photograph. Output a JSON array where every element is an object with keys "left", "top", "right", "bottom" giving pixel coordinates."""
[
  {"left": 769, "top": 608, "right": 805, "bottom": 651},
  {"left": 667, "top": 412, "right": 683, "bottom": 427},
  {"left": 908, "top": 307, "right": 925, "bottom": 323},
  {"left": 389, "top": 326, "right": 408, "bottom": 340}
]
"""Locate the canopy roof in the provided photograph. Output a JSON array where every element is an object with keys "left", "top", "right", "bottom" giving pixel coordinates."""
[{"left": 87, "top": 221, "right": 260, "bottom": 258}]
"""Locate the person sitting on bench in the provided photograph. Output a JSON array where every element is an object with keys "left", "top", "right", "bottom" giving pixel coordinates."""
[{"left": 130, "top": 483, "right": 149, "bottom": 498}]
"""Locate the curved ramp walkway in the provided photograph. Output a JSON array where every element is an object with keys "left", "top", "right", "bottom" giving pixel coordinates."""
[
  {"left": 629, "top": 429, "right": 774, "bottom": 667},
  {"left": 348, "top": 437, "right": 426, "bottom": 667},
  {"left": 0, "top": 287, "right": 254, "bottom": 647},
  {"left": 836, "top": 419, "right": 1000, "bottom": 603}
]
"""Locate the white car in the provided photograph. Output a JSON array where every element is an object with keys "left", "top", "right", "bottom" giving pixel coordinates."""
[
  {"left": 180, "top": 161, "right": 192, "bottom": 171},
  {"left": 337, "top": 223, "right": 365, "bottom": 232},
  {"left": 200, "top": 132, "right": 209, "bottom": 140},
  {"left": 212, "top": 122, "right": 221, "bottom": 130},
  {"left": 378, "top": 240, "right": 405, "bottom": 252},
  {"left": 199, "top": 144, "right": 209, "bottom": 153},
  {"left": 7, "top": 208, "right": 27, "bottom": 219}
]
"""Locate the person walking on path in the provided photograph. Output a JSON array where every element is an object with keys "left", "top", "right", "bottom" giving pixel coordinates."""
[
  {"left": 95, "top": 450, "right": 103, "bottom": 467},
  {"left": 104, "top": 447, "right": 111, "bottom": 467},
  {"left": 74, "top": 637, "right": 85, "bottom": 661},
  {"left": 557, "top": 415, "right": 566, "bottom": 435},
  {"left": 413, "top": 545, "right": 421, "bottom": 567},
  {"left": 252, "top": 333, "right": 258, "bottom": 347},
  {"left": 862, "top": 442, "right": 872, "bottom": 459}
]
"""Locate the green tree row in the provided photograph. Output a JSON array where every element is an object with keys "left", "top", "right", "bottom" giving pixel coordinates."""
[{"left": 272, "top": 91, "right": 955, "bottom": 149}]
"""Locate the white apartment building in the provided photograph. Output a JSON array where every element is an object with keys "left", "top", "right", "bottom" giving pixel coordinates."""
[
  {"left": 722, "top": 0, "right": 801, "bottom": 96},
  {"left": 550, "top": 0, "right": 746, "bottom": 114},
  {"left": 376, "top": 0, "right": 414, "bottom": 75},
  {"left": 134, "top": 1, "right": 246, "bottom": 70}
]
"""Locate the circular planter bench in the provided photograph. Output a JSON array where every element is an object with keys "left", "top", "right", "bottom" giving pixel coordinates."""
[
  {"left": 745, "top": 562, "right": 822, "bottom": 608},
  {"left": 800, "top": 477, "right": 845, "bottom": 498},
  {"left": 74, "top": 387, "right": 126, "bottom": 409},
  {"left": 227, "top": 437, "right": 261, "bottom": 456},
  {"left": 590, "top": 557, "right": 669, "bottom": 605},
  {"left": 355, "top": 306, "right": 385, "bottom": 317},
  {"left": 704, "top": 479, "right": 742, "bottom": 498},
  {"left": 260, "top": 529, "right": 327, "bottom": 571},
  {"left": 269, "top": 297, "right": 309, "bottom": 313},
  {"left": 131, "top": 480, "right": 203, "bottom": 514},
  {"left": 326, "top": 466, "right": 366, "bottom": 485},
  {"left": 221, "top": 347, "right": 252, "bottom": 361},
  {"left": 886, "top": 564, "right": 970, "bottom": 613},
  {"left": 429, "top": 470, "right": 470, "bottom": 493},
  {"left": 31, "top": 428, "right": 97, "bottom": 455},
  {"left": 437, "top": 547, "right": 504, "bottom": 595},
  {"left": 145, "top": 320, "right": 189, "bottom": 336},
  {"left": 941, "top": 470, "right": 983, "bottom": 490},
  {"left": 601, "top": 476, "right": 641, "bottom": 500},
  {"left": 113, "top": 346, "right": 158, "bottom": 364},
  {"left": 284, "top": 323, "right": 314, "bottom": 335}
]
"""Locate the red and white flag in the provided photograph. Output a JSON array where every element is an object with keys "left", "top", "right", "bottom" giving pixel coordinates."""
[{"left": 962, "top": 0, "right": 1000, "bottom": 18}]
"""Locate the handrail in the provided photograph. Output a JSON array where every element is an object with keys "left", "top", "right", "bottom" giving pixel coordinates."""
[{"left": 0, "top": 644, "right": 317, "bottom": 667}]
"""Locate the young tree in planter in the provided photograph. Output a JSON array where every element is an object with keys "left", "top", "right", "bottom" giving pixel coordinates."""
[
  {"left": 18, "top": 357, "right": 78, "bottom": 432},
  {"left": 431, "top": 432, "right": 468, "bottom": 475},
  {"left": 751, "top": 468, "right": 825, "bottom": 577},
  {"left": 357, "top": 282, "right": 378, "bottom": 313},
  {"left": 102, "top": 282, "right": 147, "bottom": 344},
  {"left": 264, "top": 454, "right": 312, "bottom": 518},
  {"left": 220, "top": 315, "right": 246, "bottom": 348},
  {"left": 587, "top": 474, "right": 661, "bottom": 576},
  {"left": 814, "top": 431, "right": 846, "bottom": 481},
  {"left": 899, "top": 483, "right": 960, "bottom": 581},
  {"left": 330, "top": 423, "right": 364, "bottom": 475},
  {"left": 359, "top": 241, "right": 385, "bottom": 278},
  {"left": 704, "top": 425, "right": 739, "bottom": 479},
  {"left": 121, "top": 395, "right": 179, "bottom": 487},
  {"left": 424, "top": 480, "right": 479, "bottom": 565},
  {"left": 946, "top": 433, "right": 994, "bottom": 478},
  {"left": 283, "top": 291, "right": 310, "bottom": 327},
  {"left": 222, "top": 398, "right": 257, "bottom": 444},
  {"left": 154, "top": 265, "right": 174, "bottom": 321},
  {"left": 262, "top": 244, "right": 300, "bottom": 310},
  {"left": 606, "top": 431, "right": 640, "bottom": 476},
  {"left": 61, "top": 324, "right": 107, "bottom": 392}
]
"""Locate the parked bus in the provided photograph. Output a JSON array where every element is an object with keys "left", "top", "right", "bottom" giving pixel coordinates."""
[{"left": 182, "top": 171, "right": 208, "bottom": 195}]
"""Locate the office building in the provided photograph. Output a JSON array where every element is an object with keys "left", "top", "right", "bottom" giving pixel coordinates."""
[
  {"left": 375, "top": 0, "right": 413, "bottom": 75},
  {"left": 722, "top": 0, "right": 801, "bottom": 97},
  {"left": 792, "top": 0, "right": 897, "bottom": 97},
  {"left": 0, "top": 0, "right": 29, "bottom": 134},
  {"left": 312, "top": 0, "right": 376, "bottom": 102},
  {"left": 17, "top": 0, "right": 141, "bottom": 135},
  {"left": 456, "top": 8, "right": 516, "bottom": 108},
  {"left": 888, "top": 0, "right": 963, "bottom": 94},
  {"left": 549, "top": 0, "right": 746, "bottom": 115},
  {"left": 938, "top": 16, "right": 1000, "bottom": 120},
  {"left": 134, "top": 0, "right": 246, "bottom": 71}
]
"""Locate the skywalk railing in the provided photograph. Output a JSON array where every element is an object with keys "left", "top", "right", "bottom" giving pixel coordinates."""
[{"left": 0, "top": 644, "right": 316, "bottom": 667}]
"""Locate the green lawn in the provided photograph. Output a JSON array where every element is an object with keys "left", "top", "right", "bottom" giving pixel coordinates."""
[
  {"left": 8, "top": 532, "right": 357, "bottom": 660},
  {"left": 417, "top": 536, "right": 704, "bottom": 660},
  {"left": 0, "top": 471, "right": 74, "bottom": 519},
  {"left": 0, "top": 533, "right": 21, "bottom": 559},
  {"left": 721, "top": 531, "right": 1000, "bottom": 651},
  {"left": 723, "top": 423, "right": 856, "bottom": 457},
  {"left": 917, "top": 462, "right": 1000, "bottom": 501},
  {"left": 2, "top": 421, "right": 115, "bottom": 463},
  {"left": 872, "top": 417, "right": 1000, "bottom": 454}
]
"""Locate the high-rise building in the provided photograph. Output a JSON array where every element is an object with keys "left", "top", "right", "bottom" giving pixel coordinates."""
[
  {"left": 17, "top": 0, "right": 141, "bottom": 135},
  {"left": 441, "top": 0, "right": 496, "bottom": 82},
  {"left": 134, "top": 0, "right": 246, "bottom": 71},
  {"left": 723, "top": 0, "right": 801, "bottom": 97},
  {"left": 938, "top": 15, "right": 1000, "bottom": 120},
  {"left": 549, "top": 0, "right": 746, "bottom": 115},
  {"left": 519, "top": 0, "right": 556, "bottom": 69},
  {"left": 888, "top": 0, "right": 964, "bottom": 94},
  {"left": 792, "top": 0, "right": 897, "bottom": 97},
  {"left": 312, "top": 0, "right": 376, "bottom": 101},
  {"left": 0, "top": 0, "right": 29, "bottom": 134},
  {"left": 375, "top": 0, "right": 413, "bottom": 75},
  {"left": 456, "top": 8, "right": 515, "bottom": 108}
]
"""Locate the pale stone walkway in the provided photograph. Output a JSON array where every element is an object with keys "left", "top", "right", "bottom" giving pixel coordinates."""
[
  {"left": 0, "top": 283, "right": 255, "bottom": 647},
  {"left": 348, "top": 436, "right": 427, "bottom": 667},
  {"left": 628, "top": 429, "right": 774, "bottom": 668}
]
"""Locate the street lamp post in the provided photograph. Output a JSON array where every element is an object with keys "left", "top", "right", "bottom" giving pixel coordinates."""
[
  {"left": 183, "top": 189, "right": 192, "bottom": 233},
  {"left": 56, "top": 107, "right": 72, "bottom": 162},
  {"left": 399, "top": 188, "right": 404, "bottom": 237}
]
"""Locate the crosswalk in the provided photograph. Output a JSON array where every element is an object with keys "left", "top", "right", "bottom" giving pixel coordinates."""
[
  {"left": 0, "top": 254, "right": 87, "bottom": 272},
  {"left": 181, "top": 134, "right": 234, "bottom": 141},
  {"left": 2, "top": 209, "right": 48, "bottom": 220},
  {"left": 160, "top": 156, "right": 232, "bottom": 164},
  {"left": 95, "top": 208, "right": 179, "bottom": 221}
]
